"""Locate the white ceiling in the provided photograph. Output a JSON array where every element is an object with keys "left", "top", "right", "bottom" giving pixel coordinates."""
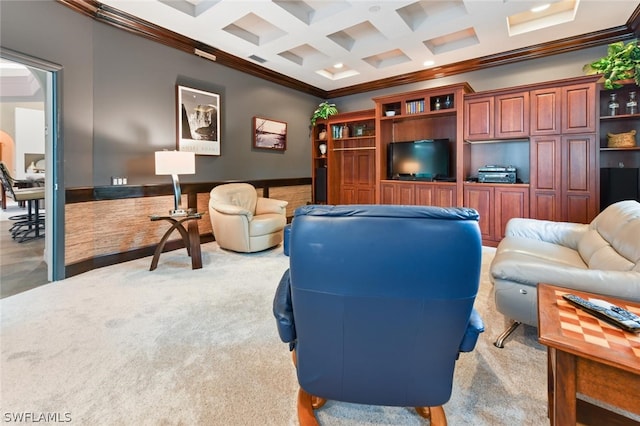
[
  {"left": 0, "top": 59, "right": 43, "bottom": 100},
  {"left": 98, "top": 1, "right": 637, "bottom": 91}
]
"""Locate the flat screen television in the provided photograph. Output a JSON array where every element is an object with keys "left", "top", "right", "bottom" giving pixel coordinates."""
[{"left": 387, "top": 139, "right": 451, "bottom": 181}]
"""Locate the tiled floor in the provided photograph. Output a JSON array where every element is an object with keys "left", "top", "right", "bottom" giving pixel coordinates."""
[{"left": 0, "top": 201, "right": 48, "bottom": 298}]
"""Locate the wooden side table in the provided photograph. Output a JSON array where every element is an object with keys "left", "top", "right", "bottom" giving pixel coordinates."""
[
  {"left": 537, "top": 284, "right": 640, "bottom": 425},
  {"left": 149, "top": 212, "right": 204, "bottom": 271}
]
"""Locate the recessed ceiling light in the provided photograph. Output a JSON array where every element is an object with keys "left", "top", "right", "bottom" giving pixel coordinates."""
[
  {"left": 369, "top": 5, "right": 381, "bottom": 13},
  {"left": 531, "top": 4, "right": 550, "bottom": 13},
  {"left": 508, "top": 0, "right": 577, "bottom": 36},
  {"left": 334, "top": 63, "right": 343, "bottom": 69},
  {"left": 423, "top": 60, "right": 435, "bottom": 67}
]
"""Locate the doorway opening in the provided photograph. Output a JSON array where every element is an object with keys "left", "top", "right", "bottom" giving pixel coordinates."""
[{"left": 0, "top": 49, "right": 64, "bottom": 297}]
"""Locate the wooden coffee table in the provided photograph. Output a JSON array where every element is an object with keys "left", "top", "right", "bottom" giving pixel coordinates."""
[{"left": 537, "top": 284, "right": 640, "bottom": 425}]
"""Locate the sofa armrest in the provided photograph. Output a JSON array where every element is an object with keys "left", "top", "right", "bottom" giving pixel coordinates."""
[
  {"left": 505, "top": 218, "right": 589, "bottom": 249},
  {"left": 459, "top": 308, "right": 484, "bottom": 352},
  {"left": 273, "top": 269, "right": 296, "bottom": 348},
  {"left": 211, "top": 203, "right": 253, "bottom": 218},
  {"left": 256, "top": 197, "right": 288, "bottom": 215}
]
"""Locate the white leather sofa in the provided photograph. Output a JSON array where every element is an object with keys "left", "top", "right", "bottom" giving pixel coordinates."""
[
  {"left": 209, "top": 183, "right": 288, "bottom": 253},
  {"left": 490, "top": 200, "right": 640, "bottom": 347}
]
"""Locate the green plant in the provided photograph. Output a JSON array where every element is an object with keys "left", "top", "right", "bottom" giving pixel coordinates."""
[
  {"left": 310, "top": 101, "right": 338, "bottom": 127},
  {"left": 583, "top": 40, "right": 640, "bottom": 89}
]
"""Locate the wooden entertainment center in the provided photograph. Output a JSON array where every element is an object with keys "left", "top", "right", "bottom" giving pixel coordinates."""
[{"left": 312, "top": 75, "right": 640, "bottom": 245}]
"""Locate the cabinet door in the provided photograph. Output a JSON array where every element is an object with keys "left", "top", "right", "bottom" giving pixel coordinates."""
[
  {"left": 356, "top": 188, "right": 375, "bottom": 204},
  {"left": 464, "top": 185, "right": 493, "bottom": 240},
  {"left": 380, "top": 182, "right": 414, "bottom": 204},
  {"left": 434, "top": 185, "right": 456, "bottom": 207},
  {"left": 530, "top": 88, "right": 561, "bottom": 135},
  {"left": 464, "top": 96, "right": 494, "bottom": 140},
  {"left": 396, "top": 183, "right": 415, "bottom": 205},
  {"left": 495, "top": 92, "right": 529, "bottom": 139},
  {"left": 415, "top": 184, "right": 434, "bottom": 206},
  {"left": 530, "top": 136, "right": 562, "bottom": 221},
  {"left": 562, "top": 134, "right": 598, "bottom": 223},
  {"left": 380, "top": 183, "right": 395, "bottom": 204},
  {"left": 562, "top": 83, "right": 596, "bottom": 134},
  {"left": 338, "top": 146, "right": 375, "bottom": 204},
  {"left": 340, "top": 187, "right": 356, "bottom": 204},
  {"left": 354, "top": 149, "right": 375, "bottom": 204},
  {"left": 414, "top": 183, "right": 456, "bottom": 207},
  {"left": 494, "top": 187, "right": 529, "bottom": 240}
]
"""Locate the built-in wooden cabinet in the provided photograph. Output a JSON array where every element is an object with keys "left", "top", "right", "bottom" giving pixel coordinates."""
[
  {"left": 463, "top": 184, "right": 493, "bottom": 240},
  {"left": 562, "top": 133, "right": 598, "bottom": 223},
  {"left": 311, "top": 110, "right": 376, "bottom": 204},
  {"left": 561, "top": 82, "right": 597, "bottom": 134},
  {"left": 529, "top": 133, "right": 598, "bottom": 223},
  {"left": 464, "top": 183, "right": 529, "bottom": 245},
  {"left": 494, "top": 185, "right": 530, "bottom": 239},
  {"left": 311, "top": 119, "right": 329, "bottom": 203},
  {"left": 374, "top": 83, "right": 473, "bottom": 207},
  {"left": 464, "top": 96, "right": 493, "bottom": 140},
  {"left": 495, "top": 92, "right": 530, "bottom": 139},
  {"left": 380, "top": 182, "right": 414, "bottom": 205},
  {"left": 530, "top": 135, "right": 561, "bottom": 221},
  {"left": 464, "top": 75, "right": 600, "bottom": 226},
  {"left": 598, "top": 80, "right": 640, "bottom": 209},
  {"left": 530, "top": 87, "right": 561, "bottom": 135},
  {"left": 310, "top": 75, "right": 602, "bottom": 245},
  {"left": 464, "top": 91, "right": 529, "bottom": 141},
  {"left": 381, "top": 181, "right": 456, "bottom": 207}
]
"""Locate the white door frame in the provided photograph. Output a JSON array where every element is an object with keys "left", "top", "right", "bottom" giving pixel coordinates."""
[{"left": 1, "top": 47, "right": 65, "bottom": 281}]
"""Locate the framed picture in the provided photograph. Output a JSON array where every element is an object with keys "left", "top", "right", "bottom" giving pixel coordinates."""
[
  {"left": 253, "top": 116, "right": 287, "bottom": 151},
  {"left": 177, "top": 85, "right": 220, "bottom": 156}
]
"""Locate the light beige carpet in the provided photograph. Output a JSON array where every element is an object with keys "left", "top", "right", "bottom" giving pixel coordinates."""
[{"left": 1, "top": 243, "right": 547, "bottom": 425}]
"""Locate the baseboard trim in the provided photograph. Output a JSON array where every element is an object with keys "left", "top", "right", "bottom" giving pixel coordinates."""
[{"left": 65, "top": 233, "right": 215, "bottom": 278}]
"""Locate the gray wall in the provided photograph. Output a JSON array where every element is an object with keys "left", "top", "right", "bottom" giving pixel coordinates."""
[
  {"left": 0, "top": 0, "right": 321, "bottom": 188},
  {"left": 1, "top": 0, "right": 613, "bottom": 188}
]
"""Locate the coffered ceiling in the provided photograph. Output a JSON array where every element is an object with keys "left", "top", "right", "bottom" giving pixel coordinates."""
[{"left": 62, "top": 0, "right": 639, "bottom": 97}]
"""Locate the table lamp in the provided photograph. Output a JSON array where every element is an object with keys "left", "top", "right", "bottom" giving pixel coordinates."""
[{"left": 155, "top": 150, "right": 196, "bottom": 216}]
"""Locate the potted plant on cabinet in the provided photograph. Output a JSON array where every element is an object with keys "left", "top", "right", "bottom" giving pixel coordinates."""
[
  {"left": 583, "top": 39, "right": 640, "bottom": 89},
  {"left": 310, "top": 101, "right": 338, "bottom": 127}
]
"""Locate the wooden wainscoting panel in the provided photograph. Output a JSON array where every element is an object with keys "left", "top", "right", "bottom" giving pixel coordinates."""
[
  {"left": 65, "top": 184, "right": 311, "bottom": 266},
  {"left": 196, "top": 192, "right": 213, "bottom": 236},
  {"left": 65, "top": 195, "right": 188, "bottom": 264},
  {"left": 269, "top": 184, "right": 312, "bottom": 218}
]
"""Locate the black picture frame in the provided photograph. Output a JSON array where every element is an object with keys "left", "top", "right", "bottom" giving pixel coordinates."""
[{"left": 177, "top": 85, "right": 221, "bottom": 156}]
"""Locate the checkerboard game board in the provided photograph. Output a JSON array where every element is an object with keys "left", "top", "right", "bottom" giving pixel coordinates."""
[{"left": 555, "top": 290, "right": 640, "bottom": 359}]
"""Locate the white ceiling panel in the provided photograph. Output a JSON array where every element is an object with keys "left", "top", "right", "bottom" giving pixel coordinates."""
[{"left": 99, "top": 0, "right": 639, "bottom": 91}]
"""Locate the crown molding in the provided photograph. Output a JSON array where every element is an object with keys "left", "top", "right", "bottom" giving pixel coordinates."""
[{"left": 57, "top": 1, "right": 640, "bottom": 99}]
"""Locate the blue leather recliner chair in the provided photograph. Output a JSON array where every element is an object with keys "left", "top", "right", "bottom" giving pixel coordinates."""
[{"left": 273, "top": 204, "right": 485, "bottom": 425}]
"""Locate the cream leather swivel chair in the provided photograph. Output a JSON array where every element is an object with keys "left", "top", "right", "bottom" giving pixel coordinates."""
[{"left": 209, "top": 183, "right": 288, "bottom": 253}]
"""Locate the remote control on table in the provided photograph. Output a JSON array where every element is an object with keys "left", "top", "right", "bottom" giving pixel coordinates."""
[{"left": 562, "top": 294, "right": 640, "bottom": 333}]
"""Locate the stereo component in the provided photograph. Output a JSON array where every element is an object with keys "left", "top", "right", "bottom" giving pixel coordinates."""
[{"left": 478, "top": 165, "right": 516, "bottom": 184}]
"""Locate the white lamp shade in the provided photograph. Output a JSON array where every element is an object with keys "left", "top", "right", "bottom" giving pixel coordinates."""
[{"left": 155, "top": 151, "right": 196, "bottom": 175}]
